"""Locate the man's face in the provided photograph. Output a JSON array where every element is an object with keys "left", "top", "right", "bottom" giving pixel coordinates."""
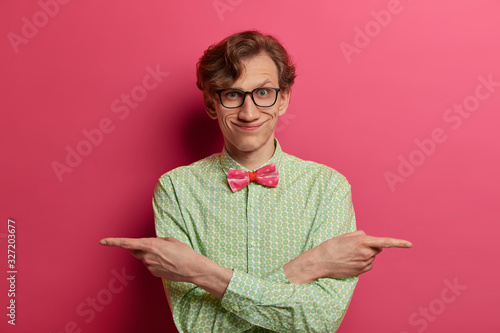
[{"left": 207, "top": 52, "right": 290, "bottom": 158}]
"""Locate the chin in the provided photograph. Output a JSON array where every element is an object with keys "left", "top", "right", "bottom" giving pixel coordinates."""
[{"left": 233, "top": 141, "right": 263, "bottom": 152}]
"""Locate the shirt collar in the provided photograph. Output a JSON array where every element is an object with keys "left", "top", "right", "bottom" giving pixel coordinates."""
[{"left": 219, "top": 138, "right": 284, "bottom": 174}]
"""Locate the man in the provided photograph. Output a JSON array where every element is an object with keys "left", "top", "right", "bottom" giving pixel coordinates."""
[{"left": 100, "top": 31, "right": 412, "bottom": 332}]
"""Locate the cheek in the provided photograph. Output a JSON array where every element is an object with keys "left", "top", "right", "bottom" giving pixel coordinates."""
[
  {"left": 263, "top": 109, "right": 280, "bottom": 122},
  {"left": 219, "top": 115, "right": 233, "bottom": 131}
]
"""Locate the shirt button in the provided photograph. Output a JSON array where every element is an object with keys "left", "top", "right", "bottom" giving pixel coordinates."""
[
  {"left": 249, "top": 241, "right": 256, "bottom": 247},
  {"left": 232, "top": 305, "right": 240, "bottom": 312}
]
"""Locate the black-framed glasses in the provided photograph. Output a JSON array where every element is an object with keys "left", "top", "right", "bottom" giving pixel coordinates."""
[{"left": 216, "top": 87, "right": 281, "bottom": 109}]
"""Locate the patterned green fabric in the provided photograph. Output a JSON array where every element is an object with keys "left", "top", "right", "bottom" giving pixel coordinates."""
[{"left": 153, "top": 140, "right": 358, "bottom": 332}]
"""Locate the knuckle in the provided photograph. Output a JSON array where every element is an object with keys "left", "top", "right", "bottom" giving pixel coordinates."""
[
  {"left": 362, "top": 253, "right": 373, "bottom": 260},
  {"left": 358, "top": 248, "right": 370, "bottom": 258},
  {"left": 355, "top": 262, "right": 366, "bottom": 270},
  {"left": 358, "top": 237, "right": 369, "bottom": 248}
]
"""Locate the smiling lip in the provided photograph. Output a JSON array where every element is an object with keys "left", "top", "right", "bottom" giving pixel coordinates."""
[{"left": 234, "top": 123, "right": 263, "bottom": 131}]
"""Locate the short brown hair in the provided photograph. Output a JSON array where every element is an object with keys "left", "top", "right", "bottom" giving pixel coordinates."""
[{"left": 196, "top": 30, "right": 296, "bottom": 110}]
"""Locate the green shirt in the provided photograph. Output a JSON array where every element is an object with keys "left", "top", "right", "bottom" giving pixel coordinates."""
[{"left": 153, "top": 140, "right": 358, "bottom": 333}]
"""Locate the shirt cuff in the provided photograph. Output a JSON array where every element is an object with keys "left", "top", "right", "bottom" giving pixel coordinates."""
[
  {"left": 263, "top": 265, "right": 290, "bottom": 283},
  {"left": 221, "top": 267, "right": 294, "bottom": 313},
  {"left": 221, "top": 269, "right": 263, "bottom": 314}
]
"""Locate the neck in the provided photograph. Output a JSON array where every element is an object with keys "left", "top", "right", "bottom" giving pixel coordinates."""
[{"left": 225, "top": 139, "right": 276, "bottom": 171}]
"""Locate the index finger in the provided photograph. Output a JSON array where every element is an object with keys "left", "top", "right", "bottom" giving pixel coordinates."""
[
  {"left": 99, "top": 237, "right": 151, "bottom": 251},
  {"left": 364, "top": 236, "right": 413, "bottom": 249}
]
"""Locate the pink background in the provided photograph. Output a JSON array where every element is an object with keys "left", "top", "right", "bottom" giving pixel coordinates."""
[{"left": 1, "top": 0, "right": 499, "bottom": 332}]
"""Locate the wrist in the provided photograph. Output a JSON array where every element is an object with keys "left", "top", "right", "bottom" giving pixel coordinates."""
[
  {"left": 284, "top": 248, "right": 321, "bottom": 284},
  {"left": 189, "top": 256, "right": 233, "bottom": 299}
]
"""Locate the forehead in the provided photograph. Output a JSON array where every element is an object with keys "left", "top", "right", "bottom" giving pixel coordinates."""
[{"left": 232, "top": 52, "right": 279, "bottom": 88}]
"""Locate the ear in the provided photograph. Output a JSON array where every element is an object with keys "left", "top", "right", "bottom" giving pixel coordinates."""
[
  {"left": 277, "top": 88, "right": 290, "bottom": 117},
  {"left": 205, "top": 104, "right": 218, "bottom": 119},
  {"left": 204, "top": 93, "right": 218, "bottom": 119}
]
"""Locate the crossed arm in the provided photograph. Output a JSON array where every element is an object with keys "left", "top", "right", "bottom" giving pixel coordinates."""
[{"left": 99, "top": 230, "right": 412, "bottom": 299}]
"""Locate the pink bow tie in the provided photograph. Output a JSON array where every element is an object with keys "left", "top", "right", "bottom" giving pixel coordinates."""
[{"left": 227, "top": 163, "right": 279, "bottom": 192}]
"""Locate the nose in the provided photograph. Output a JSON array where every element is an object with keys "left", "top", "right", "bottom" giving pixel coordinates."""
[{"left": 237, "top": 93, "right": 260, "bottom": 122}]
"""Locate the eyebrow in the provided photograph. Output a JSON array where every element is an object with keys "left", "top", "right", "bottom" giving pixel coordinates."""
[
  {"left": 256, "top": 79, "right": 274, "bottom": 87},
  {"left": 231, "top": 79, "right": 276, "bottom": 90}
]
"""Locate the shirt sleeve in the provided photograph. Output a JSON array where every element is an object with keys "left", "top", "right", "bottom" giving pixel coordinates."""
[
  {"left": 154, "top": 175, "right": 254, "bottom": 332},
  {"left": 154, "top": 172, "right": 358, "bottom": 333}
]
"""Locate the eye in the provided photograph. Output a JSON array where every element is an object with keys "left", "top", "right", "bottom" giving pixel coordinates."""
[
  {"left": 224, "top": 90, "right": 243, "bottom": 99},
  {"left": 256, "top": 88, "right": 269, "bottom": 97}
]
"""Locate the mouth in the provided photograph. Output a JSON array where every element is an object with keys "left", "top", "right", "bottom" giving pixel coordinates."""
[{"left": 233, "top": 122, "right": 264, "bottom": 131}]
